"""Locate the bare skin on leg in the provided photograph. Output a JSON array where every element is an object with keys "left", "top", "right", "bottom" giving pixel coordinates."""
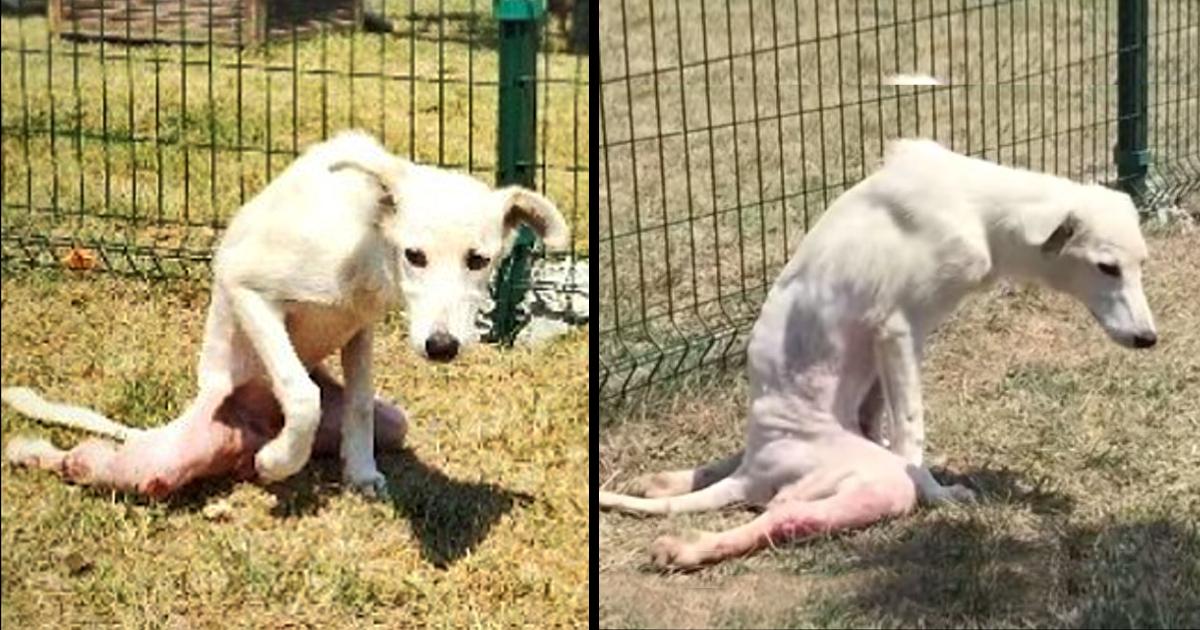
[{"left": 4, "top": 370, "right": 407, "bottom": 499}]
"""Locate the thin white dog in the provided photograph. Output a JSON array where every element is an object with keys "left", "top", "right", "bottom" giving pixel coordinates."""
[
  {"left": 3, "top": 130, "right": 569, "bottom": 499},
  {"left": 600, "top": 139, "right": 1157, "bottom": 569}
]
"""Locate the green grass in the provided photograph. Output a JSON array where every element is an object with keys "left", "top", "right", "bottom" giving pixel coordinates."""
[
  {"left": 598, "top": 228, "right": 1200, "bottom": 629},
  {"left": 2, "top": 1, "right": 590, "bottom": 268},
  {"left": 1, "top": 272, "right": 589, "bottom": 627}
]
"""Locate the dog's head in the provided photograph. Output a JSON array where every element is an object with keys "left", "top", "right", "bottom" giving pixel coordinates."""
[
  {"left": 344, "top": 160, "right": 569, "bottom": 362},
  {"left": 1028, "top": 184, "right": 1157, "bottom": 349}
]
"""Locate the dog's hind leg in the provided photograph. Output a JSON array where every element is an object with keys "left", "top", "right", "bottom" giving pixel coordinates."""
[
  {"left": 647, "top": 468, "right": 916, "bottom": 569},
  {"left": 5, "top": 383, "right": 261, "bottom": 499},
  {"left": 622, "top": 450, "right": 744, "bottom": 499},
  {"left": 599, "top": 475, "right": 748, "bottom": 515},
  {"left": 308, "top": 366, "right": 409, "bottom": 457}
]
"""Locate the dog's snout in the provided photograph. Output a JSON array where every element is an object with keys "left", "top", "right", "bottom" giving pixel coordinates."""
[
  {"left": 424, "top": 331, "right": 460, "bottom": 362},
  {"left": 1132, "top": 332, "right": 1157, "bottom": 348}
]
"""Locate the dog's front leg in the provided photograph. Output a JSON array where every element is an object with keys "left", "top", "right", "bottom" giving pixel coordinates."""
[
  {"left": 340, "top": 326, "right": 388, "bottom": 498},
  {"left": 874, "top": 313, "right": 974, "bottom": 505},
  {"left": 227, "top": 286, "right": 321, "bottom": 482},
  {"left": 874, "top": 313, "right": 926, "bottom": 466}
]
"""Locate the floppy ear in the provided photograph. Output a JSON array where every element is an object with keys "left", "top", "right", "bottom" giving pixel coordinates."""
[
  {"left": 329, "top": 158, "right": 407, "bottom": 225},
  {"left": 1038, "top": 212, "right": 1079, "bottom": 255},
  {"left": 494, "top": 186, "right": 570, "bottom": 251}
]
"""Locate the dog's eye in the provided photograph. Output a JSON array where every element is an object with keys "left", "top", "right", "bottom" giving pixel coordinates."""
[
  {"left": 1096, "top": 262, "right": 1121, "bottom": 278},
  {"left": 466, "top": 251, "right": 490, "bottom": 271},
  {"left": 404, "top": 248, "right": 427, "bottom": 268}
]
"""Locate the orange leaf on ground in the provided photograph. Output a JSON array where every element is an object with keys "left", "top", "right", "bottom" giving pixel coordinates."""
[{"left": 61, "top": 248, "right": 100, "bottom": 271}]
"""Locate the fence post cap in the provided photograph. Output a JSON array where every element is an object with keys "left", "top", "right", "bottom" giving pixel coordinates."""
[{"left": 494, "top": 0, "right": 545, "bottom": 21}]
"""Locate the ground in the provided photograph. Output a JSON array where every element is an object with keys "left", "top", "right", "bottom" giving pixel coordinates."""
[
  {"left": 1, "top": 273, "right": 589, "bottom": 627},
  {"left": 598, "top": 226, "right": 1200, "bottom": 629}
]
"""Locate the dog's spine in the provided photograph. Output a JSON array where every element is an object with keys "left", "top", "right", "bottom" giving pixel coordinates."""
[{"left": 1, "top": 387, "right": 144, "bottom": 441}]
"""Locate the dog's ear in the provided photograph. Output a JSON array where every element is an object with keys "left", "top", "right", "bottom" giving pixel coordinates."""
[
  {"left": 494, "top": 186, "right": 570, "bottom": 250},
  {"left": 329, "top": 158, "right": 406, "bottom": 223},
  {"left": 1039, "top": 212, "right": 1079, "bottom": 255}
]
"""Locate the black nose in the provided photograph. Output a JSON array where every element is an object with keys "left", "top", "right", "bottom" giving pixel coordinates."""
[
  {"left": 424, "top": 332, "right": 460, "bottom": 362},
  {"left": 1132, "top": 333, "right": 1157, "bottom": 348}
]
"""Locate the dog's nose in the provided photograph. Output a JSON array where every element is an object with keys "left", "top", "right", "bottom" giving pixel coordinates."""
[
  {"left": 424, "top": 332, "right": 460, "bottom": 362},
  {"left": 1132, "top": 332, "right": 1157, "bottom": 348}
]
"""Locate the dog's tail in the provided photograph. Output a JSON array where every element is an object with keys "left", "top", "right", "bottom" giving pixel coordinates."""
[
  {"left": 599, "top": 476, "right": 748, "bottom": 515},
  {"left": 1, "top": 387, "right": 144, "bottom": 442}
]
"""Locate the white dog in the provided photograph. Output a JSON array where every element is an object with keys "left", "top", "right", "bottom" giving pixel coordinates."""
[
  {"left": 600, "top": 139, "right": 1157, "bottom": 569},
  {"left": 2, "top": 130, "right": 569, "bottom": 499}
]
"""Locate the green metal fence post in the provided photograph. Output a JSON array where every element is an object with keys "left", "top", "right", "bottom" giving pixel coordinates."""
[
  {"left": 491, "top": 0, "right": 544, "bottom": 345},
  {"left": 1116, "top": 0, "right": 1150, "bottom": 202}
]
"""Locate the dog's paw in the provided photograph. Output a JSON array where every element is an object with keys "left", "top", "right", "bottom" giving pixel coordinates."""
[
  {"left": 945, "top": 483, "right": 977, "bottom": 504},
  {"left": 254, "top": 436, "right": 311, "bottom": 483},
  {"left": 649, "top": 535, "right": 703, "bottom": 570},
  {"left": 344, "top": 467, "right": 389, "bottom": 500},
  {"left": 927, "top": 483, "right": 976, "bottom": 506},
  {"left": 4, "top": 435, "right": 59, "bottom": 467}
]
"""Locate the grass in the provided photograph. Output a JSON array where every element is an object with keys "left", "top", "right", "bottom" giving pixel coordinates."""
[
  {"left": 2, "top": 0, "right": 590, "bottom": 272},
  {"left": 1, "top": 272, "right": 589, "bottom": 627},
  {"left": 598, "top": 226, "right": 1200, "bottom": 628},
  {"left": 598, "top": 0, "right": 1200, "bottom": 397}
]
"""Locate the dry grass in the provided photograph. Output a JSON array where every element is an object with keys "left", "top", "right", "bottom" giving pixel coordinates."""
[
  {"left": 598, "top": 227, "right": 1200, "bottom": 629},
  {"left": 1, "top": 272, "right": 589, "bottom": 627}
]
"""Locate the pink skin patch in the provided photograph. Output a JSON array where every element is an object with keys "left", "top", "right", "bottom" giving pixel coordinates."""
[
  {"left": 7, "top": 368, "right": 407, "bottom": 500},
  {"left": 650, "top": 470, "right": 917, "bottom": 570}
]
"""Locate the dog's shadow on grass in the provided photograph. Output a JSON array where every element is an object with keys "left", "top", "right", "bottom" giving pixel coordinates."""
[
  {"left": 261, "top": 448, "right": 533, "bottom": 568},
  {"left": 799, "top": 467, "right": 1197, "bottom": 627},
  {"left": 932, "top": 463, "right": 1076, "bottom": 515},
  {"left": 828, "top": 516, "right": 1200, "bottom": 627},
  {"left": 379, "top": 449, "right": 534, "bottom": 568}
]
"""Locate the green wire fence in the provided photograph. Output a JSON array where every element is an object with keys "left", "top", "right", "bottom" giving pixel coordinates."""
[
  {"left": 0, "top": 0, "right": 589, "bottom": 343},
  {"left": 599, "top": 0, "right": 1198, "bottom": 401}
]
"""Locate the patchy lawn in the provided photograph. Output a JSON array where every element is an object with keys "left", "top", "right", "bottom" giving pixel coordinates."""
[
  {"left": 599, "top": 228, "right": 1200, "bottom": 629},
  {"left": 1, "top": 272, "right": 589, "bottom": 627}
]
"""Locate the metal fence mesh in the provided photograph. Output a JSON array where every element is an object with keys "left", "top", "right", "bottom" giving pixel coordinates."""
[
  {"left": 599, "top": 0, "right": 1199, "bottom": 401},
  {"left": 1, "top": 0, "right": 589, "bottom": 339}
]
